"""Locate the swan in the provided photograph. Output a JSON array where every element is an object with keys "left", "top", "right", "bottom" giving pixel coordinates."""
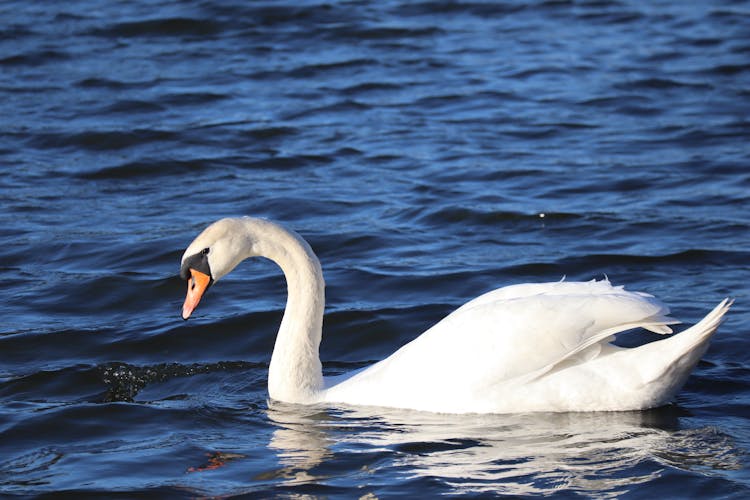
[{"left": 179, "top": 217, "right": 731, "bottom": 414}]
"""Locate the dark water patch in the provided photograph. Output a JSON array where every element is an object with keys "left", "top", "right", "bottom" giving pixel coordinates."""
[
  {"left": 398, "top": 1, "right": 527, "bottom": 17},
  {"left": 286, "top": 58, "right": 378, "bottom": 79},
  {"left": 75, "top": 158, "right": 208, "bottom": 180},
  {"left": 331, "top": 24, "right": 443, "bottom": 42},
  {"left": 507, "top": 65, "right": 573, "bottom": 80},
  {"left": 659, "top": 127, "right": 746, "bottom": 149},
  {"left": 688, "top": 373, "right": 750, "bottom": 399},
  {"left": 242, "top": 126, "right": 299, "bottom": 141},
  {"left": 250, "top": 195, "right": 371, "bottom": 222},
  {"left": 160, "top": 91, "right": 228, "bottom": 106},
  {"left": 575, "top": 9, "right": 645, "bottom": 25},
  {"left": 0, "top": 448, "right": 64, "bottom": 492},
  {"left": 466, "top": 166, "right": 548, "bottom": 183},
  {"left": 52, "top": 11, "right": 89, "bottom": 23},
  {"left": 685, "top": 36, "right": 725, "bottom": 48},
  {"left": 31, "top": 129, "right": 178, "bottom": 152},
  {"left": 237, "top": 154, "right": 331, "bottom": 171},
  {"left": 709, "top": 8, "right": 750, "bottom": 22},
  {"left": 0, "top": 24, "right": 35, "bottom": 40},
  {"left": 0, "top": 401, "right": 216, "bottom": 474},
  {"left": 540, "top": 120, "right": 598, "bottom": 130},
  {"left": 321, "top": 305, "right": 450, "bottom": 361},
  {"left": 207, "top": 3, "right": 347, "bottom": 30},
  {"left": 614, "top": 104, "right": 662, "bottom": 116},
  {"left": 92, "top": 18, "right": 223, "bottom": 39},
  {"left": 0, "top": 49, "right": 69, "bottom": 67},
  {"left": 0, "top": 328, "right": 116, "bottom": 373},
  {"left": 419, "top": 206, "right": 578, "bottom": 228},
  {"left": 270, "top": 483, "right": 358, "bottom": 498},
  {"left": 19, "top": 274, "right": 167, "bottom": 321},
  {"left": 502, "top": 126, "right": 561, "bottom": 140},
  {"left": 704, "top": 64, "right": 750, "bottom": 77},
  {"left": 598, "top": 249, "right": 747, "bottom": 268},
  {"left": 332, "top": 146, "right": 363, "bottom": 158},
  {"left": 577, "top": 94, "right": 650, "bottom": 108},
  {"left": 103, "top": 99, "right": 166, "bottom": 114},
  {"left": 30, "top": 487, "right": 197, "bottom": 499},
  {"left": 0, "top": 365, "right": 104, "bottom": 403},
  {"left": 0, "top": 304, "right": 280, "bottom": 370},
  {"left": 341, "top": 82, "right": 402, "bottom": 95},
  {"left": 283, "top": 100, "right": 371, "bottom": 121},
  {"left": 76, "top": 77, "right": 143, "bottom": 90},
  {"left": 154, "top": 309, "right": 283, "bottom": 361},
  {"left": 315, "top": 232, "right": 383, "bottom": 260},
  {"left": 504, "top": 249, "right": 749, "bottom": 280},
  {"left": 415, "top": 93, "right": 475, "bottom": 108},
  {"left": 393, "top": 438, "right": 483, "bottom": 455},
  {"left": 617, "top": 77, "right": 713, "bottom": 91}
]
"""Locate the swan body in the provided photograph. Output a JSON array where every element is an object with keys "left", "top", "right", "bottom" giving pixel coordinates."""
[{"left": 180, "top": 217, "right": 731, "bottom": 414}]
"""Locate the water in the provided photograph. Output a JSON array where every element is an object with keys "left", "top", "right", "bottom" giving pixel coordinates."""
[{"left": 1, "top": 0, "right": 749, "bottom": 496}]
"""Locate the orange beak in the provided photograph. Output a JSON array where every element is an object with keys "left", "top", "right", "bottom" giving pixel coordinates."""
[{"left": 182, "top": 269, "right": 212, "bottom": 320}]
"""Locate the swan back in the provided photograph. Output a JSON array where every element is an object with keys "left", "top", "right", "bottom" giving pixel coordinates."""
[{"left": 323, "top": 280, "right": 693, "bottom": 413}]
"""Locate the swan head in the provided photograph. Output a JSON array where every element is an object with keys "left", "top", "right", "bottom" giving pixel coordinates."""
[{"left": 180, "top": 218, "right": 258, "bottom": 320}]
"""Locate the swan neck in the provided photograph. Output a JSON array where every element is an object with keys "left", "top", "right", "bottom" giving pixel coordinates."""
[{"left": 248, "top": 219, "right": 325, "bottom": 403}]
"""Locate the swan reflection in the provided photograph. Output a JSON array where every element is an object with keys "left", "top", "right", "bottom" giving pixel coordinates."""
[{"left": 265, "top": 402, "right": 740, "bottom": 496}]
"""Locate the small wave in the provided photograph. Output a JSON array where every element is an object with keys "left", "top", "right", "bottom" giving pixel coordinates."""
[
  {"left": 159, "top": 91, "right": 228, "bottom": 106},
  {"left": 703, "top": 64, "right": 750, "bottom": 77},
  {"left": 100, "top": 361, "right": 260, "bottom": 402},
  {"left": 507, "top": 65, "right": 573, "bottom": 80},
  {"left": 576, "top": 10, "right": 645, "bottom": 25},
  {"left": 76, "top": 77, "right": 142, "bottom": 89},
  {"left": 243, "top": 126, "right": 299, "bottom": 140},
  {"left": 103, "top": 99, "right": 165, "bottom": 114},
  {"left": 419, "top": 207, "right": 579, "bottom": 227},
  {"left": 504, "top": 249, "right": 748, "bottom": 278},
  {"left": 31, "top": 129, "right": 177, "bottom": 152},
  {"left": 616, "top": 78, "right": 713, "bottom": 91},
  {"left": 283, "top": 99, "right": 370, "bottom": 121},
  {"left": 398, "top": 1, "right": 526, "bottom": 17},
  {"left": 341, "top": 82, "right": 402, "bottom": 95},
  {"left": 74, "top": 158, "right": 207, "bottom": 180},
  {"left": 577, "top": 94, "right": 648, "bottom": 108},
  {"left": 90, "top": 17, "right": 222, "bottom": 38},
  {"left": 239, "top": 154, "right": 330, "bottom": 171},
  {"left": 287, "top": 58, "right": 378, "bottom": 78},
  {"left": 0, "top": 49, "right": 69, "bottom": 67},
  {"left": 330, "top": 24, "right": 443, "bottom": 41},
  {"left": 0, "top": 24, "right": 34, "bottom": 40},
  {"left": 0, "top": 448, "right": 63, "bottom": 492}
]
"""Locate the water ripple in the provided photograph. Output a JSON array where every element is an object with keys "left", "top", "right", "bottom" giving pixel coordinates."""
[{"left": 1, "top": 0, "right": 748, "bottom": 496}]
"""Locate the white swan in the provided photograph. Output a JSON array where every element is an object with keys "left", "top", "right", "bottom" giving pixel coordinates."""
[{"left": 180, "top": 217, "right": 731, "bottom": 414}]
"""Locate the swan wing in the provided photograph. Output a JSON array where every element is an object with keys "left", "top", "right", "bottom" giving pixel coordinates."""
[{"left": 324, "top": 280, "right": 677, "bottom": 409}]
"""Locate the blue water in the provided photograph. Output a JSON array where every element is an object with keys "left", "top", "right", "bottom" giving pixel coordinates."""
[{"left": 1, "top": 0, "right": 749, "bottom": 497}]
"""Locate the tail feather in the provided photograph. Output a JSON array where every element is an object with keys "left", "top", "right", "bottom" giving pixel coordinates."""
[
  {"left": 642, "top": 298, "right": 732, "bottom": 385},
  {"left": 679, "top": 298, "right": 732, "bottom": 351}
]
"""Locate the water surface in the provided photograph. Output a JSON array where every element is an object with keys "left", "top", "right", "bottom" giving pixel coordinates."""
[{"left": 1, "top": 0, "right": 749, "bottom": 497}]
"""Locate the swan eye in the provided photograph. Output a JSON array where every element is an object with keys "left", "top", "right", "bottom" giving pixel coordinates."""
[{"left": 202, "top": 248, "right": 210, "bottom": 255}]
